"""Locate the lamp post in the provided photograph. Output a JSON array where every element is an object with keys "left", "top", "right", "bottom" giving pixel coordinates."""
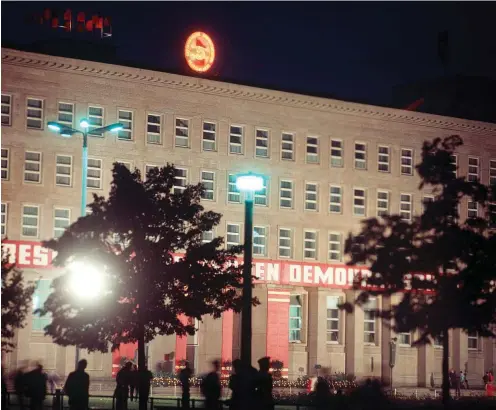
[
  {"left": 235, "top": 173, "right": 264, "bottom": 367},
  {"left": 48, "top": 119, "right": 122, "bottom": 368}
]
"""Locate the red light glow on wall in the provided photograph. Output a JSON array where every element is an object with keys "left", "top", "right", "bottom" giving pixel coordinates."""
[{"left": 184, "top": 32, "right": 215, "bottom": 73}]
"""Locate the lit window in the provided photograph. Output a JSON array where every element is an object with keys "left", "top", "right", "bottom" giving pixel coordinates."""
[
  {"left": 117, "top": 110, "right": 133, "bottom": 141},
  {"left": 467, "top": 332, "right": 478, "bottom": 350},
  {"left": 326, "top": 296, "right": 340, "bottom": 343},
  {"left": 330, "top": 140, "right": 343, "bottom": 167},
  {"left": 173, "top": 168, "right": 188, "bottom": 194},
  {"left": 281, "top": 133, "right": 294, "bottom": 160},
  {"left": 400, "top": 193, "right": 412, "bottom": 221},
  {"left": 53, "top": 208, "right": 70, "bottom": 238},
  {"left": 24, "top": 151, "right": 42, "bottom": 183},
  {"left": 226, "top": 223, "right": 241, "bottom": 250},
  {"left": 450, "top": 155, "right": 458, "bottom": 178},
  {"left": 88, "top": 106, "right": 104, "bottom": 136},
  {"left": 147, "top": 114, "right": 162, "bottom": 144},
  {"left": 175, "top": 118, "right": 189, "bottom": 148},
  {"left": 398, "top": 332, "right": 411, "bottom": 346},
  {"left": 87, "top": 158, "right": 103, "bottom": 189},
  {"left": 401, "top": 149, "right": 413, "bottom": 176},
  {"left": 253, "top": 226, "right": 267, "bottom": 256},
  {"left": 422, "top": 195, "right": 434, "bottom": 213},
  {"left": 289, "top": 295, "right": 302, "bottom": 342},
  {"left": 378, "top": 146, "right": 390, "bottom": 172},
  {"left": 57, "top": 102, "right": 74, "bottom": 127},
  {"left": 32, "top": 279, "right": 53, "bottom": 331},
  {"left": 278, "top": 228, "right": 292, "bottom": 258},
  {"left": 227, "top": 174, "right": 241, "bottom": 203},
  {"left": 279, "top": 180, "right": 294, "bottom": 209},
  {"left": 364, "top": 298, "right": 377, "bottom": 344},
  {"left": 304, "top": 183, "right": 318, "bottom": 211},
  {"left": 377, "top": 191, "right": 389, "bottom": 217},
  {"left": 229, "top": 125, "right": 243, "bottom": 154},
  {"left": 200, "top": 171, "right": 215, "bottom": 201},
  {"left": 1, "top": 148, "right": 9, "bottom": 180},
  {"left": 1, "top": 203, "right": 7, "bottom": 237},
  {"left": 55, "top": 155, "right": 72, "bottom": 187},
  {"left": 26, "top": 98, "right": 44, "bottom": 129},
  {"left": 306, "top": 137, "right": 319, "bottom": 164},
  {"left": 254, "top": 178, "right": 268, "bottom": 207},
  {"left": 467, "top": 157, "right": 479, "bottom": 182},
  {"left": 22, "top": 205, "right": 40, "bottom": 238},
  {"left": 304, "top": 230, "right": 317, "bottom": 259},
  {"left": 2, "top": 94, "right": 12, "bottom": 126},
  {"left": 467, "top": 201, "right": 478, "bottom": 218},
  {"left": 490, "top": 160, "right": 496, "bottom": 186},
  {"left": 328, "top": 232, "right": 341, "bottom": 261},
  {"left": 201, "top": 230, "right": 214, "bottom": 244},
  {"left": 353, "top": 188, "right": 366, "bottom": 216},
  {"left": 202, "top": 121, "right": 216, "bottom": 151},
  {"left": 354, "top": 143, "right": 367, "bottom": 170},
  {"left": 329, "top": 185, "right": 342, "bottom": 213},
  {"left": 255, "top": 129, "right": 269, "bottom": 158}
]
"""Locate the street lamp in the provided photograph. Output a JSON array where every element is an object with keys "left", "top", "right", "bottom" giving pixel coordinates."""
[
  {"left": 67, "top": 260, "right": 106, "bottom": 299},
  {"left": 235, "top": 173, "right": 264, "bottom": 367}
]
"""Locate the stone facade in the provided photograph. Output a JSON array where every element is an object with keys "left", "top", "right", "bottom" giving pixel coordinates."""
[{"left": 1, "top": 48, "right": 496, "bottom": 386}]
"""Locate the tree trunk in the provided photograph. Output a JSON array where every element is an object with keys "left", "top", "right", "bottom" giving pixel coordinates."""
[
  {"left": 441, "top": 328, "right": 451, "bottom": 406},
  {"left": 137, "top": 320, "right": 146, "bottom": 410}
]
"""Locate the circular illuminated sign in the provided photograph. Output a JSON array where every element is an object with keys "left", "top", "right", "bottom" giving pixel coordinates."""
[{"left": 184, "top": 32, "right": 215, "bottom": 73}]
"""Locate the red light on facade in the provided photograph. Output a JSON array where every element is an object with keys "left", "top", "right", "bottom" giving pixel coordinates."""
[{"left": 184, "top": 32, "right": 215, "bottom": 73}]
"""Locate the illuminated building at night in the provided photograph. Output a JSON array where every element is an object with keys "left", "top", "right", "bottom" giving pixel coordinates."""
[{"left": 2, "top": 47, "right": 496, "bottom": 386}]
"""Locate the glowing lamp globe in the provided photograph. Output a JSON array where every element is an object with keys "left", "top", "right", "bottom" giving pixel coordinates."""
[
  {"left": 185, "top": 32, "right": 215, "bottom": 73},
  {"left": 235, "top": 174, "right": 264, "bottom": 192},
  {"left": 67, "top": 261, "right": 104, "bottom": 299}
]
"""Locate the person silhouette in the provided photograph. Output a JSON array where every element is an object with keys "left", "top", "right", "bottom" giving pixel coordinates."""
[
  {"left": 256, "top": 357, "right": 273, "bottom": 410},
  {"left": 137, "top": 365, "right": 154, "bottom": 410},
  {"left": 129, "top": 364, "right": 138, "bottom": 402},
  {"left": 202, "top": 360, "right": 221, "bottom": 410},
  {"left": 115, "top": 362, "right": 133, "bottom": 410},
  {"left": 228, "top": 360, "right": 242, "bottom": 410},
  {"left": 64, "top": 359, "right": 90, "bottom": 410},
  {"left": 179, "top": 361, "right": 193, "bottom": 409},
  {"left": 25, "top": 364, "right": 47, "bottom": 410}
]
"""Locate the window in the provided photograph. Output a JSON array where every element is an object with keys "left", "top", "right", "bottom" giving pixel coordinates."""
[
  {"left": 22, "top": 205, "right": 40, "bottom": 237},
  {"left": 489, "top": 202, "right": 496, "bottom": 228},
  {"left": 467, "top": 201, "right": 478, "bottom": 218},
  {"left": 253, "top": 226, "right": 267, "bottom": 256},
  {"left": 24, "top": 151, "right": 42, "bottom": 183},
  {"left": 144, "top": 164, "right": 159, "bottom": 181},
  {"left": 53, "top": 208, "right": 70, "bottom": 238},
  {"left": 200, "top": 171, "right": 215, "bottom": 201},
  {"left": 398, "top": 333, "right": 411, "bottom": 346},
  {"left": 280, "top": 180, "right": 294, "bottom": 209},
  {"left": 329, "top": 186, "right": 342, "bottom": 213},
  {"left": 254, "top": 178, "right": 268, "bottom": 206},
  {"left": 281, "top": 133, "right": 294, "bottom": 160},
  {"left": 353, "top": 188, "right": 366, "bottom": 216},
  {"left": 289, "top": 295, "right": 302, "bottom": 342},
  {"left": 1, "top": 203, "right": 7, "bottom": 237},
  {"left": 2, "top": 94, "right": 12, "bottom": 125},
  {"left": 57, "top": 102, "right": 74, "bottom": 127},
  {"left": 202, "top": 121, "right": 216, "bottom": 151},
  {"left": 227, "top": 174, "right": 241, "bottom": 203},
  {"left": 433, "top": 337, "right": 442, "bottom": 347},
  {"left": 26, "top": 98, "right": 44, "bottom": 129},
  {"left": 400, "top": 193, "right": 412, "bottom": 221},
  {"left": 201, "top": 230, "right": 214, "bottom": 244},
  {"left": 32, "top": 280, "right": 52, "bottom": 331},
  {"left": 304, "top": 183, "right": 318, "bottom": 211},
  {"left": 401, "top": 149, "right": 413, "bottom": 176},
  {"left": 55, "top": 155, "right": 72, "bottom": 187},
  {"left": 147, "top": 114, "right": 162, "bottom": 144},
  {"left": 422, "top": 195, "right": 434, "bottom": 213},
  {"left": 306, "top": 137, "right": 319, "bottom": 164},
  {"left": 330, "top": 140, "right": 343, "bottom": 167},
  {"left": 377, "top": 191, "right": 390, "bottom": 217},
  {"left": 175, "top": 118, "right": 189, "bottom": 147},
  {"left": 117, "top": 110, "right": 133, "bottom": 140},
  {"left": 450, "top": 155, "right": 458, "bottom": 177},
  {"left": 255, "top": 129, "right": 269, "bottom": 158},
  {"left": 116, "top": 161, "right": 131, "bottom": 170},
  {"left": 87, "top": 158, "right": 103, "bottom": 189},
  {"left": 173, "top": 168, "right": 188, "bottom": 194},
  {"left": 468, "top": 157, "right": 479, "bottom": 182},
  {"left": 354, "top": 143, "right": 367, "bottom": 169},
  {"left": 304, "top": 230, "right": 317, "bottom": 259},
  {"left": 229, "top": 125, "right": 243, "bottom": 154},
  {"left": 467, "top": 332, "right": 478, "bottom": 350},
  {"left": 490, "top": 160, "right": 496, "bottom": 186},
  {"left": 326, "top": 296, "right": 340, "bottom": 343},
  {"left": 363, "top": 298, "right": 377, "bottom": 344},
  {"left": 328, "top": 232, "right": 342, "bottom": 261},
  {"left": 1, "top": 148, "right": 9, "bottom": 180},
  {"left": 226, "top": 223, "right": 241, "bottom": 250},
  {"left": 378, "top": 146, "right": 390, "bottom": 172},
  {"left": 278, "top": 228, "right": 292, "bottom": 258},
  {"left": 88, "top": 106, "right": 104, "bottom": 136}
]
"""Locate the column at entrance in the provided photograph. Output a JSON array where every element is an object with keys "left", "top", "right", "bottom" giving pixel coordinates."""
[
  {"left": 266, "top": 288, "right": 290, "bottom": 377},
  {"left": 344, "top": 290, "right": 364, "bottom": 378},
  {"left": 307, "top": 288, "right": 328, "bottom": 372},
  {"left": 175, "top": 314, "right": 188, "bottom": 372}
]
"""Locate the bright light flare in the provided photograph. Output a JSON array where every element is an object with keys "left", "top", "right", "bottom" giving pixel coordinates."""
[
  {"left": 79, "top": 118, "right": 90, "bottom": 129},
  {"left": 108, "top": 123, "right": 123, "bottom": 132},
  {"left": 47, "top": 122, "right": 61, "bottom": 131},
  {"left": 67, "top": 261, "right": 105, "bottom": 299},
  {"left": 235, "top": 174, "right": 264, "bottom": 192}
]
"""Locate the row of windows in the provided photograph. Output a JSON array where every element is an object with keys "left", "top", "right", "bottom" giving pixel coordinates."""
[{"left": 3, "top": 95, "right": 496, "bottom": 178}]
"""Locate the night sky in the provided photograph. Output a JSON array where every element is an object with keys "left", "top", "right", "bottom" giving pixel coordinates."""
[{"left": 2, "top": 1, "right": 496, "bottom": 108}]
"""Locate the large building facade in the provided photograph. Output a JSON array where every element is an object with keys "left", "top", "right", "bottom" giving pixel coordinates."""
[{"left": 2, "top": 47, "right": 496, "bottom": 386}]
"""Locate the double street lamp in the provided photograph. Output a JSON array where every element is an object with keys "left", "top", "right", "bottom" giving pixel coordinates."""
[{"left": 235, "top": 173, "right": 265, "bottom": 368}]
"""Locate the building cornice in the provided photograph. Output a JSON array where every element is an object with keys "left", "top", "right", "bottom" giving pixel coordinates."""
[{"left": 3, "top": 47, "right": 496, "bottom": 137}]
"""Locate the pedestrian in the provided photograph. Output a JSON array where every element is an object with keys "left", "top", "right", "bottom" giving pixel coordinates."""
[
  {"left": 179, "top": 361, "right": 193, "bottom": 409},
  {"left": 25, "top": 364, "right": 47, "bottom": 410},
  {"left": 314, "top": 377, "right": 331, "bottom": 410},
  {"left": 255, "top": 357, "right": 273, "bottom": 410},
  {"left": 137, "top": 365, "right": 154, "bottom": 410},
  {"left": 2, "top": 367, "right": 8, "bottom": 410},
  {"left": 454, "top": 370, "right": 461, "bottom": 398},
  {"left": 115, "top": 362, "right": 133, "bottom": 410},
  {"left": 64, "top": 359, "right": 90, "bottom": 410},
  {"left": 14, "top": 364, "right": 27, "bottom": 410},
  {"left": 129, "top": 365, "right": 138, "bottom": 402},
  {"left": 201, "top": 360, "right": 221, "bottom": 410},
  {"left": 463, "top": 371, "right": 469, "bottom": 389}
]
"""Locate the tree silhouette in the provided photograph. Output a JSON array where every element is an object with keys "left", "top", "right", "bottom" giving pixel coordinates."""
[
  {"left": 38, "top": 163, "right": 253, "bottom": 410},
  {"left": 343, "top": 136, "right": 496, "bottom": 405},
  {"left": 1, "top": 247, "right": 36, "bottom": 352}
]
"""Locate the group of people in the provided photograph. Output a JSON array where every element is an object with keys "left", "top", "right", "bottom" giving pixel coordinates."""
[
  {"left": 114, "top": 362, "right": 154, "bottom": 410},
  {"left": 7, "top": 363, "right": 49, "bottom": 410},
  {"left": 448, "top": 369, "right": 470, "bottom": 397}
]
